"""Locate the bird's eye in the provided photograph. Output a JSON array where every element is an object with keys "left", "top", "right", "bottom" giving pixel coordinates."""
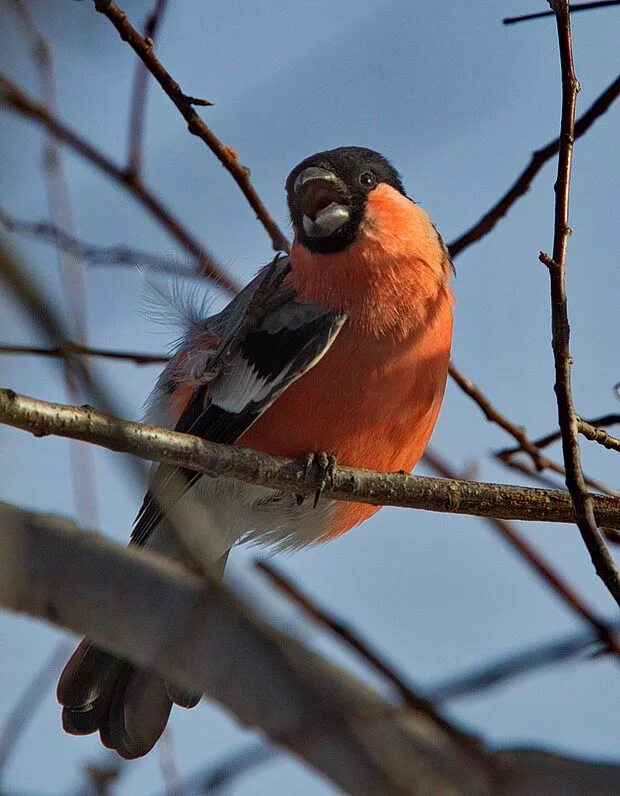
[{"left": 359, "top": 171, "right": 376, "bottom": 188}]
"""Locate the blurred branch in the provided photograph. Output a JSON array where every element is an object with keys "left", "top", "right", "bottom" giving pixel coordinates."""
[
  {"left": 191, "top": 743, "right": 276, "bottom": 793},
  {"left": 0, "top": 500, "right": 497, "bottom": 795},
  {"left": 4, "top": 500, "right": 620, "bottom": 794},
  {"left": 13, "top": 0, "right": 100, "bottom": 529},
  {"left": 0, "top": 640, "right": 72, "bottom": 786},
  {"left": 93, "top": 0, "right": 291, "bottom": 255},
  {"left": 0, "top": 342, "right": 167, "bottom": 366},
  {"left": 428, "top": 620, "right": 619, "bottom": 702},
  {"left": 255, "top": 560, "right": 481, "bottom": 758},
  {"left": 504, "top": 1, "right": 620, "bottom": 25},
  {"left": 0, "top": 72, "right": 238, "bottom": 293},
  {"left": 447, "top": 72, "right": 620, "bottom": 258},
  {"left": 158, "top": 727, "right": 183, "bottom": 796},
  {"left": 2, "top": 389, "right": 620, "bottom": 528},
  {"left": 0, "top": 209, "right": 188, "bottom": 273},
  {"left": 259, "top": 556, "right": 620, "bottom": 704},
  {"left": 423, "top": 448, "right": 620, "bottom": 655},
  {"left": 126, "top": 0, "right": 168, "bottom": 177},
  {"left": 541, "top": 2, "right": 620, "bottom": 608}
]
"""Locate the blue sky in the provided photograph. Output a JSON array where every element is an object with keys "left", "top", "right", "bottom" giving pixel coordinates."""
[{"left": 1, "top": 2, "right": 619, "bottom": 793}]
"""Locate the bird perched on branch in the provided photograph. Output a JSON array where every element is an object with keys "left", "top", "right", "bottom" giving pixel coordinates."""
[{"left": 57, "top": 146, "right": 454, "bottom": 758}]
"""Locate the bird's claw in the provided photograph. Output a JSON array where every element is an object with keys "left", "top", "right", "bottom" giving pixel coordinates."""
[{"left": 299, "top": 451, "right": 336, "bottom": 508}]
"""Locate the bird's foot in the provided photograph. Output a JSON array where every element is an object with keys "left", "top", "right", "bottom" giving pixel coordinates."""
[{"left": 298, "top": 451, "right": 337, "bottom": 508}]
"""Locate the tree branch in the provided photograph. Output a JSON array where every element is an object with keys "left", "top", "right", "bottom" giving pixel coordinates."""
[
  {"left": 3, "top": 500, "right": 620, "bottom": 794},
  {"left": 504, "top": 1, "right": 620, "bottom": 26},
  {"left": 423, "top": 448, "right": 620, "bottom": 652},
  {"left": 0, "top": 342, "right": 167, "bottom": 366},
  {"left": 0, "top": 72, "right": 238, "bottom": 293},
  {"left": 0, "top": 500, "right": 496, "bottom": 795},
  {"left": 126, "top": 0, "right": 169, "bottom": 178},
  {"left": 448, "top": 72, "right": 620, "bottom": 258},
  {"left": 1, "top": 388, "right": 620, "bottom": 529},
  {"left": 93, "top": 0, "right": 290, "bottom": 255},
  {"left": 541, "top": 1, "right": 620, "bottom": 607}
]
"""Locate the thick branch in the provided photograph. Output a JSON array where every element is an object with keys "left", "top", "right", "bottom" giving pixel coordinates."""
[
  {"left": 0, "top": 501, "right": 494, "bottom": 795},
  {"left": 3, "top": 502, "right": 620, "bottom": 794},
  {"left": 93, "top": 0, "right": 290, "bottom": 254},
  {"left": 0, "top": 72, "right": 238, "bottom": 293},
  {"left": 542, "top": 2, "right": 620, "bottom": 606},
  {"left": 1, "top": 389, "right": 620, "bottom": 528}
]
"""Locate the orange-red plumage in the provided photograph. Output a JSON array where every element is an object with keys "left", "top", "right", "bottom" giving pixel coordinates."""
[{"left": 240, "top": 184, "right": 453, "bottom": 537}]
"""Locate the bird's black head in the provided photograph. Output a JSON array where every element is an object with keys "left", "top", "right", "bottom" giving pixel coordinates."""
[{"left": 285, "top": 146, "right": 406, "bottom": 254}]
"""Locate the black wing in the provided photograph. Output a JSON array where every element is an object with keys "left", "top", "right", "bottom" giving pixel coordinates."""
[{"left": 131, "top": 281, "right": 346, "bottom": 547}]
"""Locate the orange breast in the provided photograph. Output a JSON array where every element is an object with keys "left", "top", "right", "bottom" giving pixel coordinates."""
[{"left": 238, "top": 294, "right": 452, "bottom": 537}]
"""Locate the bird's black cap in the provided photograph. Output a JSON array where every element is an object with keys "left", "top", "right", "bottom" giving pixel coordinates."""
[{"left": 286, "top": 146, "right": 406, "bottom": 254}]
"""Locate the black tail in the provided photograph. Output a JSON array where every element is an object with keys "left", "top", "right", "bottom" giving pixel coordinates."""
[{"left": 57, "top": 640, "right": 200, "bottom": 759}]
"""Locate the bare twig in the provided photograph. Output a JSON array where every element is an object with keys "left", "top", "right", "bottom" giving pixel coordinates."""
[
  {"left": 0, "top": 640, "right": 72, "bottom": 784},
  {"left": 450, "top": 364, "right": 620, "bottom": 497},
  {"left": 504, "top": 1, "right": 620, "bottom": 26},
  {"left": 0, "top": 72, "right": 238, "bottom": 293},
  {"left": 0, "top": 342, "right": 167, "bottom": 366},
  {"left": 126, "top": 0, "right": 168, "bottom": 177},
  {"left": 428, "top": 620, "right": 619, "bottom": 701},
  {"left": 0, "top": 209, "right": 189, "bottom": 273},
  {"left": 92, "top": 0, "right": 291, "bottom": 254},
  {"left": 423, "top": 448, "right": 620, "bottom": 654},
  {"left": 449, "top": 363, "right": 549, "bottom": 470},
  {"left": 578, "top": 417, "right": 620, "bottom": 453},
  {"left": 195, "top": 743, "right": 276, "bottom": 793},
  {"left": 525, "top": 413, "right": 620, "bottom": 451},
  {"left": 2, "top": 388, "right": 620, "bottom": 529},
  {"left": 256, "top": 561, "right": 482, "bottom": 758},
  {"left": 448, "top": 73, "right": 620, "bottom": 258},
  {"left": 541, "top": 1, "right": 620, "bottom": 607},
  {"left": 13, "top": 0, "right": 101, "bottom": 529}
]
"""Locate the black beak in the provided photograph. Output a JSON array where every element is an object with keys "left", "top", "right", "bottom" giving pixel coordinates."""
[{"left": 293, "top": 167, "right": 351, "bottom": 238}]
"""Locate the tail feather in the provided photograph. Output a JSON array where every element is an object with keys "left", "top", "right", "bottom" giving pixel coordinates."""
[
  {"left": 57, "top": 641, "right": 193, "bottom": 759},
  {"left": 58, "top": 551, "right": 229, "bottom": 758}
]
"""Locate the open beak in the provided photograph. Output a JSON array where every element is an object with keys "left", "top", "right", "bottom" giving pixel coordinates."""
[{"left": 294, "top": 167, "right": 351, "bottom": 238}]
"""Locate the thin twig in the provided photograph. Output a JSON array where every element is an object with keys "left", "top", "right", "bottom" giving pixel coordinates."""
[
  {"left": 2, "top": 387, "right": 620, "bottom": 527},
  {"left": 449, "top": 364, "right": 620, "bottom": 498},
  {"left": 428, "top": 620, "right": 619, "bottom": 701},
  {"left": 93, "top": 0, "right": 290, "bottom": 254},
  {"left": 256, "top": 561, "right": 482, "bottom": 757},
  {"left": 538, "top": 414, "right": 620, "bottom": 450},
  {"left": 449, "top": 363, "right": 548, "bottom": 470},
  {"left": 423, "top": 448, "right": 620, "bottom": 654},
  {"left": 541, "top": 1, "right": 620, "bottom": 607},
  {"left": 0, "top": 342, "right": 168, "bottom": 366},
  {"left": 0, "top": 71, "right": 238, "bottom": 293},
  {"left": 504, "top": 1, "right": 620, "bottom": 25},
  {"left": 578, "top": 418, "right": 620, "bottom": 452},
  {"left": 186, "top": 743, "right": 276, "bottom": 794},
  {"left": 126, "top": 0, "right": 168, "bottom": 177},
  {"left": 447, "top": 73, "right": 620, "bottom": 258},
  {"left": 0, "top": 209, "right": 189, "bottom": 273},
  {"left": 13, "top": 0, "right": 100, "bottom": 530}
]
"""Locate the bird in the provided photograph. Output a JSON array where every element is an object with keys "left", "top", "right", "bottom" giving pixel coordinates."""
[{"left": 57, "top": 145, "right": 454, "bottom": 759}]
